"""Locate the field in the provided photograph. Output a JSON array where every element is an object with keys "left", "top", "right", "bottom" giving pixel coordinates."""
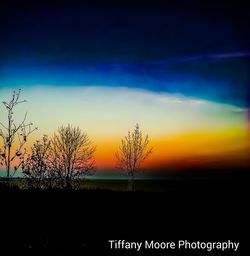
[{"left": 0, "top": 170, "right": 249, "bottom": 255}]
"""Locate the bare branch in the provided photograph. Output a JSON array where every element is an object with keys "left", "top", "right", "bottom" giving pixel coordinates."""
[
  {"left": 0, "top": 90, "right": 37, "bottom": 179},
  {"left": 116, "top": 124, "right": 153, "bottom": 190},
  {"left": 28, "top": 125, "right": 97, "bottom": 189}
]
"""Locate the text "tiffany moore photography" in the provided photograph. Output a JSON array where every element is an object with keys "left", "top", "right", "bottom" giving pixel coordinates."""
[{"left": 108, "top": 240, "right": 240, "bottom": 252}]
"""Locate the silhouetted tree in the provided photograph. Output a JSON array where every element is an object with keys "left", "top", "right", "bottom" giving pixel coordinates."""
[
  {"left": 116, "top": 124, "right": 152, "bottom": 191},
  {"left": 22, "top": 135, "right": 52, "bottom": 189},
  {"left": 48, "top": 125, "right": 96, "bottom": 189},
  {"left": 0, "top": 89, "right": 37, "bottom": 181}
]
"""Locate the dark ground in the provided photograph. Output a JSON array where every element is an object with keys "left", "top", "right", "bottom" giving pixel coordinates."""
[{"left": 0, "top": 170, "right": 249, "bottom": 255}]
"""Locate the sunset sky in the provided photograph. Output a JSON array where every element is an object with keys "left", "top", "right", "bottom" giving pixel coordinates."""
[{"left": 0, "top": 0, "right": 249, "bottom": 175}]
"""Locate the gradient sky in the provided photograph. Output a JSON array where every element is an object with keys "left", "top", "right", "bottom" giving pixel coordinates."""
[{"left": 0, "top": 0, "right": 249, "bottom": 174}]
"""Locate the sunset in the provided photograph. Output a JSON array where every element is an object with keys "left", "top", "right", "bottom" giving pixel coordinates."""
[
  {"left": 0, "top": 0, "right": 249, "bottom": 255},
  {"left": 1, "top": 67, "right": 249, "bottom": 174},
  {"left": 0, "top": 85, "right": 249, "bottom": 173}
]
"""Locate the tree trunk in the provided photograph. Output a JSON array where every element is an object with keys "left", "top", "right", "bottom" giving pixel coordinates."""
[
  {"left": 66, "top": 175, "right": 71, "bottom": 189},
  {"left": 7, "top": 114, "right": 11, "bottom": 183},
  {"left": 6, "top": 143, "right": 11, "bottom": 185},
  {"left": 127, "top": 174, "right": 135, "bottom": 191}
]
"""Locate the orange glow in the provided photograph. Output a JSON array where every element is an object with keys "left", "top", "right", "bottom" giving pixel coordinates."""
[
  {"left": 90, "top": 127, "right": 250, "bottom": 170},
  {"left": 3, "top": 126, "right": 250, "bottom": 173},
  {"left": 145, "top": 127, "right": 250, "bottom": 170}
]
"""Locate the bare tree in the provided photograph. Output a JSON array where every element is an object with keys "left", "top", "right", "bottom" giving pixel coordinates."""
[
  {"left": 116, "top": 124, "right": 153, "bottom": 191},
  {"left": 0, "top": 89, "right": 37, "bottom": 181},
  {"left": 22, "top": 135, "right": 52, "bottom": 189},
  {"left": 48, "top": 125, "right": 96, "bottom": 189}
]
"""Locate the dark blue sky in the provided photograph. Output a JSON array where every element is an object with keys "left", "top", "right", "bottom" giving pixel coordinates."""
[{"left": 0, "top": 0, "right": 249, "bottom": 107}]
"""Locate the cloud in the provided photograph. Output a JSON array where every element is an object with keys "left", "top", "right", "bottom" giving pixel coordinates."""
[{"left": 0, "top": 85, "right": 246, "bottom": 142}]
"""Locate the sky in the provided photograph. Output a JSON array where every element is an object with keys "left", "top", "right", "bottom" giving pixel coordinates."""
[{"left": 0, "top": 0, "right": 250, "bottom": 175}]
